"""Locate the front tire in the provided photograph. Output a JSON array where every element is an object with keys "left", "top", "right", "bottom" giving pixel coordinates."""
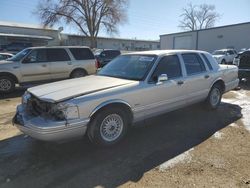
[
  {"left": 206, "top": 84, "right": 222, "bottom": 110},
  {"left": 0, "top": 76, "right": 15, "bottom": 93},
  {"left": 87, "top": 107, "right": 129, "bottom": 146}
]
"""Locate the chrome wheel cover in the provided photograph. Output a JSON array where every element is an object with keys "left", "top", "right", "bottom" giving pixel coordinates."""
[
  {"left": 210, "top": 88, "right": 221, "bottom": 107},
  {"left": 0, "top": 78, "right": 12, "bottom": 91},
  {"left": 100, "top": 114, "right": 123, "bottom": 142}
]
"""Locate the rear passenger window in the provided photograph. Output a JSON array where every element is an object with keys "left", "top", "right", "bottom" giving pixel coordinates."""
[
  {"left": 150, "top": 55, "right": 182, "bottom": 82},
  {"left": 201, "top": 53, "right": 213, "bottom": 70},
  {"left": 69, "top": 48, "right": 94, "bottom": 60},
  {"left": 182, "top": 53, "right": 206, "bottom": 75},
  {"left": 47, "top": 49, "right": 70, "bottom": 62}
]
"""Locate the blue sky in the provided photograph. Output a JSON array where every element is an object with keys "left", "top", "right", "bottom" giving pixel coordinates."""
[{"left": 0, "top": 0, "right": 250, "bottom": 40}]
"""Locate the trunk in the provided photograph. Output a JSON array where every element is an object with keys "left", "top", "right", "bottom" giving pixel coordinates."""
[{"left": 89, "top": 36, "right": 97, "bottom": 48}]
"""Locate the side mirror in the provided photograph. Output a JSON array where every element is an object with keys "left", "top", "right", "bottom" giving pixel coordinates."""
[
  {"left": 157, "top": 74, "right": 168, "bottom": 84},
  {"left": 226, "top": 52, "right": 230, "bottom": 56}
]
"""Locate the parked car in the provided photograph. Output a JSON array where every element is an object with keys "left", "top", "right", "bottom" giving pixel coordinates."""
[
  {"left": 233, "top": 50, "right": 250, "bottom": 80},
  {"left": 0, "top": 46, "right": 97, "bottom": 93},
  {"left": 212, "top": 49, "right": 237, "bottom": 64},
  {"left": 13, "top": 50, "right": 239, "bottom": 146},
  {"left": 95, "top": 49, "right": 121, "bottom": 68},
  {"left": 0, "top": 53, "right": 13, "bottom": 60}
]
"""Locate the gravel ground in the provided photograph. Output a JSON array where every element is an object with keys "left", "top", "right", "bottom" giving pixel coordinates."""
[{"left": 0, "top": 84, "right": 249, "bottom": 188}]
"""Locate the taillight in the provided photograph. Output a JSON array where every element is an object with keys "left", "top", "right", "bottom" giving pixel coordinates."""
[{"left": 95, "top": 59, "right": 100, "bottom": 69}]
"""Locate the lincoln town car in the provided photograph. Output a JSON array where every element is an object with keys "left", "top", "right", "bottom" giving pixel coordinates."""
[{"left": 13, "top": 50, "right": 239, "bottom": 146}]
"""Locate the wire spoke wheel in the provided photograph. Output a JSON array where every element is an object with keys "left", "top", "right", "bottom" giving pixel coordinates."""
[
  {"left": 100, "top": 114, "right": 124, "bottom": 142},
  {"left": 0, "top": 78, "right": 12, "bottom": 91}
]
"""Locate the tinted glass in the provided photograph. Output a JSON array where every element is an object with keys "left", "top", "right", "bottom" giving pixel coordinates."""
[
  {"left": 239, "top": 51, "right": 250, "bottom": 69},
  {"left": 150, "top": 55, "right": 182, "bottom": 82},
  {"left": 108, "top": 50, "right": 120, "bottom": 58},
  {"left": 47, "top": 49, "right": 70, "bottom": 62},
  {"left": 69, "top": 48, "right": 94, "bottom": 60},
  {"left": 201, "top": 53, "right": 213, "bottom": 70},
  {"left": 228, "top": 50, "right": 234, "bottom": 55},
  {"left": 182, "top": 53, "right": 206, "bottom": 75},
  {"left": 25, "top": 49, "right": 47, "bottom": 63}
]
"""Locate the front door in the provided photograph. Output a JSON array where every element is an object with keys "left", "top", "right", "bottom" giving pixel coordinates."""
[
  {"left": 141, "top": 55, "right": 187, "bottom": 117},
  {"left": 20, "top": 49, "right": 51, "bottom": 83}
]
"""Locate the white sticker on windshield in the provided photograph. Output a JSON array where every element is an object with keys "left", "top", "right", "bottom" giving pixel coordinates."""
[{"left": 139, "top": 56, "right": 154, "bottom": 62}]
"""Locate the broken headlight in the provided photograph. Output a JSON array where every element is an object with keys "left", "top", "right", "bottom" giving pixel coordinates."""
[
  {"left": 22, "top": 91, "right": 31, "bottom": 104},
  {"left": 50, "top": 103, "right": 80, "bottom": 121}
]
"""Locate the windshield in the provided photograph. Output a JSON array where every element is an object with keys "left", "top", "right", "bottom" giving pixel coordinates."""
[
  {"left": 7, "top": 48, "right": 31, "bottom": 61},
  {"left": 213, "top": 50, "right": 226, "bottom": 55},
  {"left": 98, "top": 54, "right": 156, "bottom": 81}
]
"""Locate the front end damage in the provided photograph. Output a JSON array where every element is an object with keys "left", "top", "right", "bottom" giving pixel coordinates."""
[{"left": 13, "top": 92, "right": 90, "bottom": 141}]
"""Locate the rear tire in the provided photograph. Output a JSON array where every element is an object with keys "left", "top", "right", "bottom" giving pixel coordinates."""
[
  {"left": 87, "top": 107, "right": 129, "bottom": 146},
  {"left": 0, "top": 76, "right": 15, "bottom": 93},
  {"left": 206, "top": 84, "right": 222, "bottom": 110},
  {"left": 70, "top": 69, "right": 87, "bottom": 78}
]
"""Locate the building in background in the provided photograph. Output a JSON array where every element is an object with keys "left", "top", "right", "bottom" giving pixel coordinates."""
[
  {"left": 160, "top": 22, "right": 250, "bottom": 53},
  {"left": 0, "top": 21, "right": 159, "bottom": 53}
]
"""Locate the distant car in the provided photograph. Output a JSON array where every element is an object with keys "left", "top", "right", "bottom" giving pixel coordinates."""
[
  {"left": 233, "top": 50, "right": 250, "bottom": 80},
  {"left": 0, "top": 46, "right": 97, "bottom": 93},
  {"left": 0, "top": 53, "right": 13, "bottom": 60},
  {"left": 95, "top": 49, "right": 121, "bottom": 68},
  {"left": 212, "top": 49, "right": 237, "bottom": 64}
]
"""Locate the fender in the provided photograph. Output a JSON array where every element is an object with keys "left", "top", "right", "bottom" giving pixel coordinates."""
[{"left": 89, "top": 99, "right": 132, "bottom": 118}]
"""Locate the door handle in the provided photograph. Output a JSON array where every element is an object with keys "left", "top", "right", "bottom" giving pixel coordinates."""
[
  {"left": 204, "top": 75, "right": 210, "bottom": 79},
  {"left": 41, "top": 64, "right": 47, "bottom": 67},
  {"left": 177, "top": 80, "right": 184, "bottom": 85},
  {"left": 67, "top": 62, "right": 72, "bottom": 65}
]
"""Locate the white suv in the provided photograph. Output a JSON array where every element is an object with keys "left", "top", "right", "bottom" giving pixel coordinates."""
[
  {"left": 0, "top": 46, "right": 97, "bottom": 93},
  {"left": 212, "top": 49, "right": 237, "bottom": 64}
]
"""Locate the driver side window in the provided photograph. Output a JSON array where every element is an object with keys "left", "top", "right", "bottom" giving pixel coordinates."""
[
  {"left": 23, "top": 49, "right": 47, "bottom": 63},
  {"left": 150, "top": 55, "right": 182, "bottom": 82}
]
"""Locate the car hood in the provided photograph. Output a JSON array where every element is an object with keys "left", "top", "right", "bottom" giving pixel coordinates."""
[
  {"left": 0, "top": 60, "right": 13, "bottom": 64},
  {"left": 28, "top": 75, "right": 138, "bottom": 103}
]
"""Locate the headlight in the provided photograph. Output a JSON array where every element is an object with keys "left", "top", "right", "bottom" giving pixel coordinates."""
[
  {"left": 22, "top": 91, "right": 31, "bottom": 104},
  {"left": 51, "top": 103, "right": 79, "bottom": 121}
]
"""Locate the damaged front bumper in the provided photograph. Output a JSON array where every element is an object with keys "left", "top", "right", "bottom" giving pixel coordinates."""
[{"left": 13, "top": 104, "right": 90, "bottom": 141}]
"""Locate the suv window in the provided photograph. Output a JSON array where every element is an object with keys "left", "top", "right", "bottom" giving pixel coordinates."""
[
  {"left": 182, "top": 53, "right": 206, "bottom": 75},
  {"left": 201, "top": 53, "right": 213, "bottom": 71},
  {"left": 228, "top": 50, "right": 234, "bottom": 55},
  {"left": 24, "top": 49, "right": 47, "bottom": 63},
  {"left": 150, "top": 55, "right": 182, "bottom": 82},
  {"left": 47, "top": 49, "right": 70, "bottom": 62},
  {"left": 69, "top": 48, "right": 94, "bottom": 60}
]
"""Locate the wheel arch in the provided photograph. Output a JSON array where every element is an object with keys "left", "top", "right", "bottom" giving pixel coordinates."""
[
  {"left": 89, "top": 100, "right": 134, "bottom": 125},
  {"left": 70, "top": 68, "right": 88, "bottom": 77},
  {"left": 0, "top": 72, "right": 19, "bottom": 83},
  {"left": 210, "top": 78, "right": 225, "bottom": 93}
]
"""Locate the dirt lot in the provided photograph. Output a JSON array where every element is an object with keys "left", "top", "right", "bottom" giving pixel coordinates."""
[{"left": 0, "top": 84, "right": 250, "bottom": 188}]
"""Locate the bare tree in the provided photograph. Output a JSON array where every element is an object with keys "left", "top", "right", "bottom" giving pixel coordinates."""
[
  {"left": 36, "top": 0, "right": 128, "bottom": 48},
  {"left": 179, "top": 3, "right": 220, "bottom": 31}
]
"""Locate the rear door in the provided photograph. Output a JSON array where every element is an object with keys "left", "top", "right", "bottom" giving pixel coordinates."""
[
  {"left": 20, "top": 49, "right": 51, "bottom": 82},
  {"left": 48, "top": 48, "right": 72, "bottom": 79},
  {"left": 180, "top": 53, "right": 211, "bottom": 104},
  {"left": 69, "top": 48, "right": 96, "bottom": 74}
]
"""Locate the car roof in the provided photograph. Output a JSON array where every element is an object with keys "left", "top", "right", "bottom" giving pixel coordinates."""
[
  {"left": 0, "top": 52, "right": 13, "bottom": 56},
  {"left": 125, "top": 49, "right": 209, "bottom": 56},
  {"left": 26, "top": 46, "right": 91, "bottom": 50}
]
